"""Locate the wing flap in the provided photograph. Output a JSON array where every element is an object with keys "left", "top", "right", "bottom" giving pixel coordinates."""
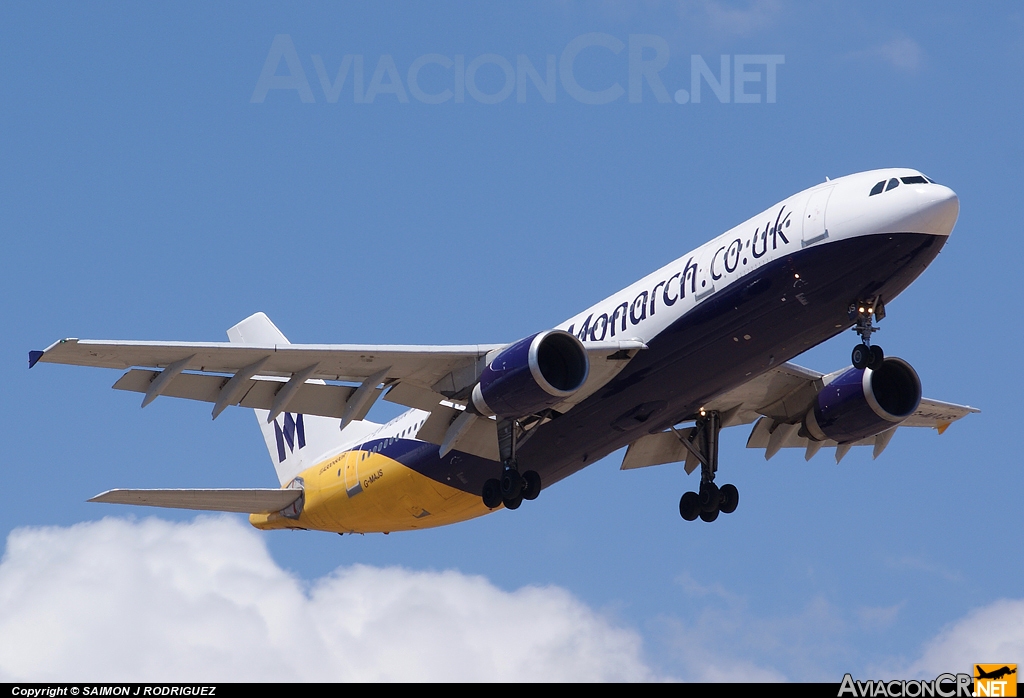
[
  {"left": 621, "top": 430, "right": 697, "bottom": 471},
  {"left": 744, "top": 416, "right": 875, "bottom": 450},
  {"left": 412, "top": 404, "right": 500, "bottom": 461},
  {"left": 88, "top": 488, "right": 302, "bottom": 514},
  {"left": 384, "top": 381, "right": 446, "bottom": 411},
  {"left": 112, "top": 369, "right": 362, "bottom": 420},
  {"left": 448, "top": 414, "right": 500, "bottom": 461}
]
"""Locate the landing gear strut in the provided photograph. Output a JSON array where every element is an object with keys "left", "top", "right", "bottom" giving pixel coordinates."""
[
  {"left": 676, "top": 411, "right": 739, "bottom": 523},
  {"left": 481, "top": 419, "right": 542, "bottom": 510},
  {"left": 850, "top": 297, "right": 885, "bottom": 370}
]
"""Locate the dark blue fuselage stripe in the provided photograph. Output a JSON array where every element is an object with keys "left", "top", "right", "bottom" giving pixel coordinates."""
[{"left": 373, "top": 232, "right": 945, "bottom": 497}]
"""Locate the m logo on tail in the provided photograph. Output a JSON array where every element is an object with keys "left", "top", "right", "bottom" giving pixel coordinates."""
[{"left": 274, "top": 413, "right": 305, "bottom": 462}]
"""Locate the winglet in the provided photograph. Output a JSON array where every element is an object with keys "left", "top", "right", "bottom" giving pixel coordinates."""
[{"left": 29, "top": 338, "right": 80, "bottom": 368}]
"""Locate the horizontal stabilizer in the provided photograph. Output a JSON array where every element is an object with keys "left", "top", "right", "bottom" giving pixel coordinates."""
[{"left": 88, "top": 488, "right": 302, "bottom": 514}]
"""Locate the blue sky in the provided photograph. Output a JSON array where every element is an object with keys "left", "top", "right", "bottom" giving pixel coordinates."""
[{"left": 2, "top": 1, "right": 1022, "bottom": 681}]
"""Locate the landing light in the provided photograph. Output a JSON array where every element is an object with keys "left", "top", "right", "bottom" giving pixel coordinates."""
[
  {"left": 794, "top": 273, "right": 800, "bottom": 279},
  {"left": 699, "top": 408, "right": 706, "bottom": 417}
]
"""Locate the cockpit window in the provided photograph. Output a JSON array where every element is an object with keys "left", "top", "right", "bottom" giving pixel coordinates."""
[{"left": 871, "top": 174, "right": 939, "bottom": 196}]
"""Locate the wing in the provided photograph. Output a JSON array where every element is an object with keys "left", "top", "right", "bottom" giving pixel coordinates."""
[
  {"left": 31, "top": 337, "right": 502, "bottom": 428},
  {"left": 621, "top": 361, "right": 979, "bottom": 471},
  {"left": 31, "top": 333, "right": 645, "bottom": 461},
  {"left": 31, "top": 337, "right": 502, "bottom": 388},
  {"left": 88, "top": 488, "right": 302, "bottom": 514}
]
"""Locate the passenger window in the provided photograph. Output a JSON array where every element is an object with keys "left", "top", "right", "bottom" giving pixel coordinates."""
[
  {"left": 885, "top": 178, "right": 899, "bottom": 191},
  {"left": 869, "top": 181, "right": 885, "bottom": 196},
  {"left": 900, "top": 176, "right": 928, "bottom": 184}
]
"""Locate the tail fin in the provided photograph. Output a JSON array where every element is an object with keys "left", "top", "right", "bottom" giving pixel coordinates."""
[{"left": 227, "top": 312, "right": 370, "bottom": 486}]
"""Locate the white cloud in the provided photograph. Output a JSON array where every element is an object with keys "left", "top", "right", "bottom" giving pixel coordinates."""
[
  {"left": 566, "top": 1, "right": 783, "bottom": 38},
  {"left": 661, "top": 580, "right": 1024, "bottom": 682},
  {"left": 856, "top": 603, "right": 904, "bottom": 632},
  {"left": 847, "top": 37, "right": 925, "bottom": 73},
  {"left": 659, "top": 576, "right": 847, "bottom": 682},
  {"left": 887, "top": 554, "right": 964, "bottom": 583},
  {"left": 8, "top": 516, "right": 1017, "bottom": 683},
  {"left": 676, "top": 0, "right": 784, "bottom": 37},
  {"left": 655, "top": 616, "right": 789, "bottom": 682},
  {"left": 0, "top": 516, "right": 659, "bottom": 682},
  {"left": 901, "top": 599, "right": 1024, "bottom": 678}
]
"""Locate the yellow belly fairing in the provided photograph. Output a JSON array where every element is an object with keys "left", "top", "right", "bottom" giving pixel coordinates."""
[{"left": 249, "top": 449, "right": 493, "bottom": 534}]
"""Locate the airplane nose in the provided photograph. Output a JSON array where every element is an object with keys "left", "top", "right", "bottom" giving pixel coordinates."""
[{"left": 897, "top": 184, "right": 960, "bottom": 237}]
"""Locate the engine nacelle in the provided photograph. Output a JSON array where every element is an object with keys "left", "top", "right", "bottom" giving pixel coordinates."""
[
  {"left": 471, "top": 330, "right": 589, "bottom": 419},
  {"left": 804, "top": 357, "right": 922, "bottom": 444}
]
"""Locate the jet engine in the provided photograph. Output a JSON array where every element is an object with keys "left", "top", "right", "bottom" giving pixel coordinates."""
[
  {"left": 471, "top": 330, "right": 589, "bottom": 419},
  {"left": 804, "top": 357, "right": 922, "bottom": 444}
]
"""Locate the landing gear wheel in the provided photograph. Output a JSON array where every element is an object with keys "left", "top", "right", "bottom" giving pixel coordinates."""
[
  {"left": 500, "top": 469, "right": 523, "bottom": 500},
  {"left": 850, "top": 298, "right": 885, "bottom": 369},
  {"left": 867, "top": 345, "right": 884, "bottom": 370},
  {"left": 679, "top": 492, "right": 700, "bottom": 521},
  {"left": 521, "top": 470, "right": 542, "bottom": 501},
  {"left": 503, "top": 491, "right": 524, "bottom": 510},
  {"left": 699, "top": 508, "right": 720, "bottom": 523},
  {"left": 718, "top": 484, "right": 739, "bottom": 514},
  {"left": 482, "top": 479, "right": 503, "bottom": 509},
  {"left": 852, "top": 344, "right": 870, "bottom": 370},
  {"left": 699, "top": 482, "right": 720, "bottom": 512},
  {"left": 676, "top": 410, "right": 732, "bottom": 523}
]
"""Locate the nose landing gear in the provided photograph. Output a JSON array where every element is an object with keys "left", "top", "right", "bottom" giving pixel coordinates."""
[
  {"left": 850, "top": 297, "right": 885, "bottom": 370},
  {"left": 675, "top": 411, "right": 740, "bottom": 523}
]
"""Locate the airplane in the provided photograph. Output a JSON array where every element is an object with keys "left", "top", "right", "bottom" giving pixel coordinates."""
[
  {"left": 975, "top": 666, "right": 1016, "bottom": 681},
  {"left": 30, "top": 168, "right": 978, "bottom": 532}
]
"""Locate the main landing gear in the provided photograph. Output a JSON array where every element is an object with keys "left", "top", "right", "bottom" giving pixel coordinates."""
[
  {"left": 481, "top": 419, "right": 542, "bottom": 511},
  {"left": 850, "top": 297, "right": 886, "bottom": 370},
  {"left": 676, "top": 411, "right": 740, "bottom": 523}
]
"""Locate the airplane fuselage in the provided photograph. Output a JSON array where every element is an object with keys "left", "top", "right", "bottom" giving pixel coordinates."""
[{"left": 250, "top": 168, "right": 960, "bottom": 534}]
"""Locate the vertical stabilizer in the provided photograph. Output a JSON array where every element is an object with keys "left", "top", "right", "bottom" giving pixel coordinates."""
[
  {"left": 228, "top": 312, "right": 363, "bottom": 486},
  {"left": 226, "top": 311, "right": 290, "bottom": 345}
]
